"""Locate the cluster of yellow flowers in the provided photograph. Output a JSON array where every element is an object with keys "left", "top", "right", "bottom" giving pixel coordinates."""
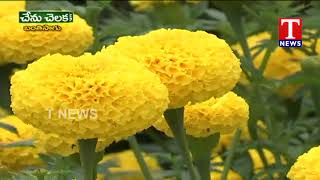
[
  {"left": 11, "top": 50, "right": 169, "bottom": 142},
  {"left": 154, "top": 92, "right": 249, "bottom": 137},
  {"left": 97, "top": 150, "right": 160, "bottom": 180},
  {"left": 287, "top": 145, "right": 320, "bottom": 180},
  {"left": 5, "top": 4, "right": 247, "bottom": 173},
  {"left": 106, "top": 28, "right": 241, "bottom": 108}
]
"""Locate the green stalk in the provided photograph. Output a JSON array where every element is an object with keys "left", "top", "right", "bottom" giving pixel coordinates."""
[
  {"left": 164, "top": 108, "right": 200, "bottom": 180},
  {"left": 222, "top": 129, "right": 241, "bottom": 180},
  {"left": 218, "top": 2, "right": 261, "bottom": 81},
  {"left": 78, "top": 138, "right": 98, "bottom": 180},
  {"left": 128, "top": 136, "right": 154, "bottom": 180},
  {"left": 222, "top": 5, "right": 274, "bottom": 178},
  {"left": 187, "top": 133, "right": 220, "bottom": 180},
  {"left": 147, "top": 128, "right": 172, "bottom": 153}
]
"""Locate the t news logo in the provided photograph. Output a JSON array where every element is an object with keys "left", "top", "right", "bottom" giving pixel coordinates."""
[{"left": 278, "top": 18, "right": 302, "bottom": 47}]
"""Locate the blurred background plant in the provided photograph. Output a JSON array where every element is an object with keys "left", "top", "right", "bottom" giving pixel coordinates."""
[{"left": 1, "top": 0, "right": 320, "bottom": 179}]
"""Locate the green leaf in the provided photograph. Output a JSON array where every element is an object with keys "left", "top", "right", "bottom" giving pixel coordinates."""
[
  {"left": 0, "top": 122, "right": 18, "bottom": 134},
  {"left": 0, "top": 139, "right": 34, "bottom": 148}
]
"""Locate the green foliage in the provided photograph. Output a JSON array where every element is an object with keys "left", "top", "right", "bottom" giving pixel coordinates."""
[{"left": 0, "top": 122, "right": 18, "bottom": 135}]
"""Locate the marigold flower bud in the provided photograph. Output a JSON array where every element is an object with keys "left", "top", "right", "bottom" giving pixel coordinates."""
[
  {"left": 153, "top": 92, "right": 249, "bottom": 137},
  {"left": 106, "top": 29, "right": 241, "bottom": 108}
]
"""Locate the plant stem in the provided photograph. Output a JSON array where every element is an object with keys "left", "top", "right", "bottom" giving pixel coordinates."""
[
  {"left": 164, "top": 108, "right": 200, "bottom": 180},
  {"left": 78, "top": 138, "right": 98, "bottom": 180},
  {"left": 128, "top": 136, "right": 154, "bottom": 180},
  {"left": 187, "top": 133, "right": 220, "bottom": 180},
  {"left": 222, "top": 129, "right": 241, "bottom": 180},
  {"left": 147, "top": 128, "right": 172, "bottom": 153}
]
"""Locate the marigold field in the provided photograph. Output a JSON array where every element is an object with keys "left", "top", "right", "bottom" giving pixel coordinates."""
[{"left": 0, "top": 1, "right": 320, "bottom": 180}]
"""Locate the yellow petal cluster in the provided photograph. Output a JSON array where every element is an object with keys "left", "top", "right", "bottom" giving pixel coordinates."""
[
  {"left": 0, "top": 14, "right": 93, "bottom": 64},
  {"left": 287, "top": 145, "right": 320, "bottom": 180},
  {"left": 106, "top": 29, "right": 241, "bottom": 108},
  {"left": 153, "top": 92, "right": 249, "bottom": 137},
  {"left": 211, "top": 156, "right": 242, "bottom": 180},
  {"left": 0, "top": 1, "right": 25, "bottom": 18},
  {"left": 0, "top": 116, "right": 43, "bottom": 171},
  {"left": 97, "top": 150, "right": 160, "bottom": 180},
  {"left": 10, "top": 50, "right": 169, "bottom": 142}
]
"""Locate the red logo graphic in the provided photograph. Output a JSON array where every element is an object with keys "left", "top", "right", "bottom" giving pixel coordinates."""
[{"left": 278, "top": 18, "right": 302, "bottom": 47}]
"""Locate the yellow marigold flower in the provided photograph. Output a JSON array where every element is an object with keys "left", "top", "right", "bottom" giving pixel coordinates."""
[
  {"left": 211, "top": 156, "right": 242, "bottom": 180},
  {"left": 0, "top": 1, "right": 25, "bottom": 18},
  {"left": 153, "top": 92, "right": 249, "bottom": 137},
  {"left": 10, "top": 50, "right": 169, "bottom": 142},
  {"left": 234, "top": 32, "right": 306, "bottom": 80},
  {"left": 97, "top": 150, "right": 160, "bottom": 180},
  {"left": 0, "top": 14, "right": 93, "bottom": 64},
  {"left": 252, "top": 33, "right": 305, "bottom": 80},
  {"left": 106, "top": 29, "right": 241, "bottom": 108},
  {"left": 234, "top": 32, "right": 314, "bottom": 97},
  {"left": 0, "top": 116, "right": 43, "bottom": 171},
  {"left": 287, "top": 145, "right": 320, "bottom": 180}
]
